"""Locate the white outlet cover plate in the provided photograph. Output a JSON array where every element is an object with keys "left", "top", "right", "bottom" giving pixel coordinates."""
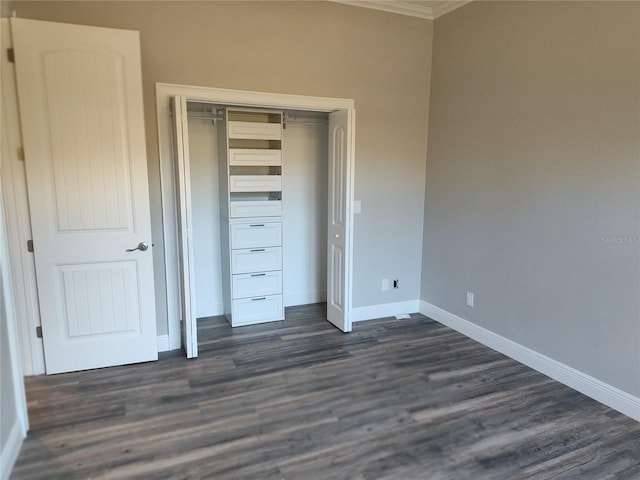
[
  {"left": 353, "top": 200, "right": 361, "bottom": 214},
  {"left": 466, "top": 292, "right": 474, "bottom": 307}
]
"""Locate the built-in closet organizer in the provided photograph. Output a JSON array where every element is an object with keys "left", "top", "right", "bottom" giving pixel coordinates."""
[
  {"left": 198, "top": 107, "right": 329, "bottom": 327},
  {"left": 218, "top": 110, "right": 284, "bottom": 326}
]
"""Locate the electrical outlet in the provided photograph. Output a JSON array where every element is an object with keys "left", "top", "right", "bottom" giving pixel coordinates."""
[
  {"left": 382, "top": 278, "right": 389, "bottom": 291},
  {"left": 466, "top": 292, "right": 474, "bottom": 307},
  {"left": 393, "top": 279, "right": 399, "bottom": 289}
]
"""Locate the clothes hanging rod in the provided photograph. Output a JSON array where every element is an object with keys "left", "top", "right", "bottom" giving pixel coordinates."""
[{"left": 186, "top": 113, "right": 225, "bottom": 121}]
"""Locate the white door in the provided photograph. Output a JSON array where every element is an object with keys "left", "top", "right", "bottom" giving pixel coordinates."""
[
  {"left": 11, "top": 18, "right": 157, "bottom": 374},
  {"left": 327, "top": 109, "right": 354, "bottom": 332},
  {"left": 171, "top": 96, "right": 198, "bottom": 358}
]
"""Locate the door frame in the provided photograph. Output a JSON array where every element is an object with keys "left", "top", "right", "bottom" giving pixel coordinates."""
[
  {"left": 1, "top": 18, "right": 45, "bottom": 375},
  {"left": 155, "top": 83, "right": 356, "bottom": 351}
]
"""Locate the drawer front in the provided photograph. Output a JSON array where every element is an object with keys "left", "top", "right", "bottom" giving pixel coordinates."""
[
  {"left": 231, "top": 222, "right": 281, "bottom": 249},
  {"left": 231, "top": 247, "right": 282, "bottom": 274},
  {"left": 229, "top": 175, "right": 282, "bottom": 192},
  {"left": 232, "top": 294, "right": 284, "bottom": 326},
  {"left": 230, "top": 200, "right": 282, "bottom": 218},
  {"left": 229, "top": 149, "right": 282, "bottom": 166},
  {"left": 227, "top": 121, "right": 282, "bottom": 140},
  {"left": 232, "top": 271, "right": 282, "bottom": 299}
]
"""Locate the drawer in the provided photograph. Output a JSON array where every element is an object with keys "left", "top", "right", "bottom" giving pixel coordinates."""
[
  {"left": 229, "top": 149, "right": 282, "bottom": 166},
  {"left": 231, "top": 247, "right": 282, "bottom": 274},
  {"left": 232, "top": 271, "right": 282, "bottom": 299},
  {"left": 232, "top": 294, "right": 284, "bottom": 326},
  {"left": 230, "top": 200, "right": 282, "bottom": 218},
  {"left": 231, "top": 222, "right": 281, "bottom": 249},
  {"left": 230, "top": 175, "right": 282, "bottom": 192},
  {"left": 228, "top": 121, "right": 282, "bottom": 140}
]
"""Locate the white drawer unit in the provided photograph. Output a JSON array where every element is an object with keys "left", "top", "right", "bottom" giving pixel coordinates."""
[
  {"left": 229, "top": 149, "right": 282, "bottom": 166},
  {"left": 232, "top": 271, "right": 282, "bottom": 299},
  {"left": 220, "top": 109, "right": 285, "bottom": 327},
  {"left": 231, "top": 222, "right": 282, "bottom": 249},
  {"left": 227, "top": 121, "right": 282, "bottom": 140},
  {"left": 231, "top": 295, "right": 284, "bottom": 326},
  {"left": 230, "top": 200, "right": 282, "bottom": 218},
  {"left": 231, "top": 247, "right": 282, "bottom": 275},
  {"left": 229, "top": 174, "right": 282, "bottom": 192}
]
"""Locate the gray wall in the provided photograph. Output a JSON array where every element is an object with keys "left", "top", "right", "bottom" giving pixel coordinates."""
[
  {"left": 1, "top": 273, "right": 18, "bottom": 452},
  {"left": 422, "top": 1, "right": 640, "bottom": 396},
  {"left": 1, "top": 179, "right": 25, "bottom": 475},
  {"left": 11, "top": 1, "right": 433, "bottom": 335}
]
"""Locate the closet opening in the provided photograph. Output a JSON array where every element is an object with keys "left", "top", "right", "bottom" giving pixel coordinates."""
[
  {"left": 183, "top": 102, "right": 329, "bottom": 329},
  {"left": 157, "top": 84, "right": 355, "bottom": 358}
]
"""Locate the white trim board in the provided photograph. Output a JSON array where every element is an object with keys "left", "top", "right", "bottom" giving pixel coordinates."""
[
  {"left": 284, "top": 291, "right": 326, "bottom": 308},
  {"left": 1, "top": 18, "right": 45, "bottom": 376},
  {"left": 352, "top": 300, "right": 420, "bottom": 322},
  {"left": 156, "top": 335, "right": 169, "bottom": 353},
  {"left": 196, "top": 303, "right": 224, "bottom": 319},
  {"left": 0, "top": 419, "right": 24, "bottom": 480},
  {"left": 419, "top": 301, "right": 640, "bottom": 422}
]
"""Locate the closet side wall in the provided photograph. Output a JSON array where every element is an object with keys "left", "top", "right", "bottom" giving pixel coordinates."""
[
  {"left": 282, "top": 121, "right": 328, "bottom": 307},
  {"left": 187, "top": 117, "right": 224, "bottom": 318}
]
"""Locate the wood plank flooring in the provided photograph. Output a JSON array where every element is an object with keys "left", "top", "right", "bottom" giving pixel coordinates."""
[{"left": 11, "top": 304, "right": 640, "bottom": 479}]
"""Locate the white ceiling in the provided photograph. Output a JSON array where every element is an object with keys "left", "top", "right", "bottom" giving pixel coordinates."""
[{"left": 331, "top": 0, "right": 472, "bottom": 20}]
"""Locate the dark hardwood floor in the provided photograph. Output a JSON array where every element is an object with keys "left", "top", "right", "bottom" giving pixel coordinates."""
[{"left": 11, "top": 304, "right": 640, "bottom": 479}]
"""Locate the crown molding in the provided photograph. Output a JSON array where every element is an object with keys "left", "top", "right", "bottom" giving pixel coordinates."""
[
  {"left": 431, "top": 1, "right": 473, "bottom": 18},
  {"left": 330, "top": 1, "right": 472, "bottom": 20}
]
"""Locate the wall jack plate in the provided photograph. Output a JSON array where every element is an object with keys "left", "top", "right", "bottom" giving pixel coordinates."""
[{"left": 466, "top": 292, "right": 474, "bottom": 307}]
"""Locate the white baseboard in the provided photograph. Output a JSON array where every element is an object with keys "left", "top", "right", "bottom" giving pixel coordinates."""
[
  {"left": 156, "top": 334, "right": 170, "bottom": 353},
  {"left": 352, "top": 300, "right": 420, "bottom": 322},
  {"left": 285, "top": 290, "right": 326, "bottom": 307},
  {"left": 419, "top": 300, "right": 640, "bottom": 422},
  {"left": 1, "top": 419, "right": 25, "bottom": 480},
  {"left": 196, "top": 303, "right": 224, "bottom": 319}
]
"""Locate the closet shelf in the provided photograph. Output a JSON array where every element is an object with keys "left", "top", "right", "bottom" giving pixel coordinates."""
[
  {"left": 230, "top": 200, "right": 282, "bottom": 218},
  {"left": 230, "top": 175, "right": 282, "bottom": 192},
  {"left": 228, "top": 121, "right": 282, "bottom": 140},
  {"left": 229, "top": 148, "right": 282, "bottom": 166}
]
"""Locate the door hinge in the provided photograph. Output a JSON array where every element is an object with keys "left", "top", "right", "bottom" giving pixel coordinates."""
[
  {"left": 36, "top": 326, "right": 43, "bottom": 338},
  {"left": 26, "top": 239, "right": 34, "bottom": 253},
  {"left": 7, "top": 48, "right": 14, "bottom": 63},
  {"left": 17, "top": 147, "right": 24, "bottom": 161}
]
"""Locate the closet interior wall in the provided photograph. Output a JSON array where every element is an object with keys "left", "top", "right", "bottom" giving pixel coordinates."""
[{"left": 186, "top": 102, "right": 328, "bottom": 319}]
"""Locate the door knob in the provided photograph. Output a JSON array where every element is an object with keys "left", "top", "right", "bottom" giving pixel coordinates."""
[
  {"left": 126, "top": 242, "right": 149, "bottom": 252},
  {"left": 335, "top": 234, "right": 340, "bottom": 238}
]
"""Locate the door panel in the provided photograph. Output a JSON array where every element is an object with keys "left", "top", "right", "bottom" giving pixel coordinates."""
[
  {"left": 327, "top": 109, "right": 354, "bottom": 332},
  {"left": 43, "top": 48, "right": 132, "bottom": 231},
  {"left": 171, "top": 96, "right": 198, "bottom": 358},
  {"left": 11, "top": 18, "right": 157, "bottom": 373}
]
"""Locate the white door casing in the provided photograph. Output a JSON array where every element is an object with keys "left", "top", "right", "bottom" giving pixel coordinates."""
[
  {"left": 155, "top": 84, "right": 355, "bottom": 350},
  {"left": 171, "top": 96, "right": 198, "bottom": 358},
  {"left": 327, "top": 109, "right": 354, "bottom": 332},
  {"left": 12, "top": 18, "right": 157, "bottom": 373},
  {"left": 1, "top": 18, "right": 45, "bottom": 375}
]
